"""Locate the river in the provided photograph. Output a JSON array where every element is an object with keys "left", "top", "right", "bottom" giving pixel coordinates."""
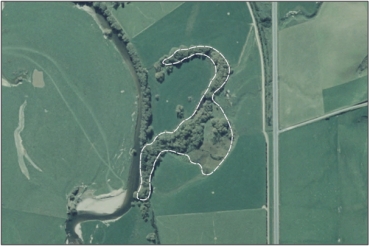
[{"left": 65, "top": 5, "right": 143, "bottom": 244}]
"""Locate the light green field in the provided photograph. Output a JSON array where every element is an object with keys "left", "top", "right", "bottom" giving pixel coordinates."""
[
  {"left": 278, "top": 2, "right": 321, "bottom": 30},
  {"left": 132, "top": 2, "right": 253, "bottom": 68},
  {"left": 114, "top": 3, "right": 267, "bottom": 242},
  {"left": 149, "top": 59, "right": 213, "bottom": 133},
  {"left": 156, "top": 208, "right": 267, "bottom": 244},
  {"left": 278, "top": 1, "right": 319, "bottom": 19},
  {"left": 279, "top": 107, "right": 368, "bottom": 244},
  {"left": 112, "top": 2, "right": 184, "bottom": 38},
  {"left": 127, "top": 1, "right": 260, "bottom": 139},
  {"left": 322, "top": 75, "right": 367, "bottom": 113},
  {"left": 2, "top": 2, "right": 137, "bottom": 243},
  {"left": 278, "top": 2, "right": 368, "bottom": 128},
  {"left": 81, "top": 206, "right": 153, "bottom": 244},
  {"left": 151, "top": 134, "right": 266, "bottom": 216},
  {"left": 2, "top": 208, "right": 66, "bottom": 244}
]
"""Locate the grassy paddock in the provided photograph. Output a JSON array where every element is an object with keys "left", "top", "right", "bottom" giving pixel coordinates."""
[
  {"left": 279, "top": 107, "right": 368, "bottom": 244},
  {"left": 156, "top": 208, "right": 267, "bottom": 244},
  {"left": 2, "top": 2, "right": 138, "bottom": 243},
  {"left": 278, "top": 2, "right": 367, "bottom": 128},
  {"left": 112, "top": 2, "right": 184, "bottom": 38}
]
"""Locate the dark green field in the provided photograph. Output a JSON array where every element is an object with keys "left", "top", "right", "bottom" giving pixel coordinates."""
[
  {"left": 111, "top": 2, "right": 267, "bottom": 244},
  {"left": 2, "top": 2, "right": 137, "bottom": 243},
  {"left": 279, "top": 107, "right": 368, "bottom": 244},
  {"left": 156, "top": 208, "right": 267, "bottom": 244}
]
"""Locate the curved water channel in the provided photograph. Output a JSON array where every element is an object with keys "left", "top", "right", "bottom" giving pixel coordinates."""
[{"left": 65, "top": 6, "right": 143, "bottom": 243}]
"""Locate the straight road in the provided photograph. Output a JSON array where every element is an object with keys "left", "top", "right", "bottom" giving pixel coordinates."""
[{"left": 271, "top": 2, "right": 279, "bottom": 244}]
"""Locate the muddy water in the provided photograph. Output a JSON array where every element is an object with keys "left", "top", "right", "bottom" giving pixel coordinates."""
[{"left": 65, "top": 6, "right": 143, "bottom": 243}]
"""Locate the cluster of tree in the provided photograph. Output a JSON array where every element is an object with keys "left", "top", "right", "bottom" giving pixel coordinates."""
[
  {"left": 175, "top": 104, "right": 184, "bottom": 119},
  {"left": 153, "top": 45, "right": 212, "bottom": 83},
  {"left": 137, "top": 99, "right": 223, "bottom": 199},
  {"left": 146, "top": 233, "right": 157, "bottom": 244},
  {"left": 112, "top": 1, "right": 129, "bottom": 9},
  {"left": 357, "top": 55, "right": 368, "bottom": 75},
  {"left": 210, "top": 117, "right": 231, "bottom": 143},
  {"left": 66, "top": 186, "right": 86, "bottom": 218},
  {"left": 74, "top": 1, "right": 130, "bottom": 9},
  {"left": 153, "top": 45, "right": 232, "bottom": 100}
]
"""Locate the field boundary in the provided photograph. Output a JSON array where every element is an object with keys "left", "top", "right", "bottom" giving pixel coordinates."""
[
  {"left": 136, "top": 46, "right": 233, "bottom": 201},
  {"left": 279, "top": 102, "right": 368, "bottom": 134}
]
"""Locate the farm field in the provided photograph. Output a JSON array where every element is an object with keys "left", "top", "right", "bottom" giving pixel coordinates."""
[
  {"left": 278, "top": 1, "right": 319, "bottom": 19},
  {"left": 2, "top": 2, "right": 137, "bottom": 243},
  {"left": 279, "top": 107, "right": 368, "bottom": 244},
  {"left": 131, "top": 2, "right": 253, "bottom": 67},
  {"left": 2, "top": 208, "right": 66, "bottom": 244},
  {"left": 278, "top": 2, "right": 367, "bottom": 128},
  {"left": 148, "top": 59, "right": 213, "bottom": 133},
  {"left": 110, "top": 2, "right": 268, "bottom": 243},
  {"left": 151, "top": 135, "right": 266, "bottom": 216},
  {"left": 111, "top": 2, "right": 184, "bottom": 39},
  {"left": 127, "top": 1, "right": 263, "bottom": 151},
  {"left": 278, "top": 2, "right": 321, "bottom": 30},
  {"left": 156, "top": 208, "right": 266, "bottom": 244},
  {"left": 129, "top": 1, "right": 264, "bottom": 205},
  {"left": 79, "top": 206, "right": 153, "bottom": 244}
]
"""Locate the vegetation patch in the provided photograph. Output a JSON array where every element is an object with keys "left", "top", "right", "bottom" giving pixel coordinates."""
[
  {"left": 279, "top": 2, "right": 367, "bottom": 128},
  {"left": 156, "top": 208, "right": 267, "bottom": 244},
  {"left": 2, "top": 2, "right": 137, "bottom": 243},
  {"left": 279, "top": 107, "right": 367, "bottom": 244},
  {"left": 278, "top": 2, "right": 323, "bottom": 30},
  {"left": 111, "top": 2, "right": 184, "bottom": 38},
  {"left": 151, "top": 134, "right": 266, "bottom": 216},
  {"left": 136, "top": 45, "right": 233, "bottom": 200}
]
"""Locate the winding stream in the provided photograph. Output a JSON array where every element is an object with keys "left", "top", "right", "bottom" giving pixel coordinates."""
[{"left": 65, "top": 5, "right": 143, "bottom": 243}]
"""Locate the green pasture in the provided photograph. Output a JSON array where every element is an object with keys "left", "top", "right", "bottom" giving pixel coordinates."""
[
  {"left": 81, "top": 206, "right": 153, "bottom": 244},
  {"left": 279, "top": 107, "right": 368, "bottom": 244},
  {"left": 112, "top": 2, "right": 184, "bottom": 38},
  {"left": 128, "top": 0, "right": 256, "bottom": 138},
  {"left": 151, "top": 134, "right": 266, "bottom": 216},
  {"left": 149, "top": 58, "right": 213, "bottom": 133},
  {"left": 151, "top": 153, "right": 202, "bottom": 195},
  {"left": 278, "top": 2, "right": 321, "bottom": 29},
  {"left": 278, "top": 2, "right": 367, "bottom": 128},
  {"left": 323, "top": 75, "right": 368, "bottom": 113},
  {"left": 132, "top": 2, "right": 253, "bottom": 68},
  {"left": 156, "top": 208, "right": 267, "bottom": 244},
  {"left": 122, "top": 0, "right": 267, "bottom": 230},
  {"left": 278, "top": 1, "right": 319, "bottom": 19},
  {"left": 2, "top": 2, "right": 137, "bottom": 243},
  {"left": 2, "top": 208, "right": 66, "bottom": 244}
]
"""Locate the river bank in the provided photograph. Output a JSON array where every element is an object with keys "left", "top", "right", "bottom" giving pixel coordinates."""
[{"left": 65, "top": 4, "right": 144, "bottom": 243}]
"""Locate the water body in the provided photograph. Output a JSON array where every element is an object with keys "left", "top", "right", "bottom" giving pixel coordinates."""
[{"left": 65, "top": 5, "right": 143, "bottom": 243}]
